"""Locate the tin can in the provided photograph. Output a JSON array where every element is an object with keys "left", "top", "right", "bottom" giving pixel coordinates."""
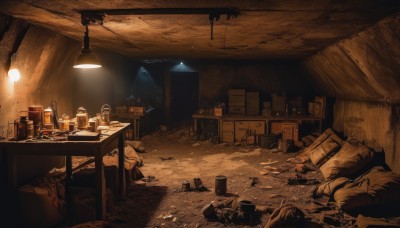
[
  {"left": 182, "top": 180, "right": 190, "bottom": 191},
  {"left": 215, "top": 175, "right": 227, "bottom": 196}
]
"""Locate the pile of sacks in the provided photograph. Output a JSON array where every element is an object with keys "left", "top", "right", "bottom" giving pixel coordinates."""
[{"left": 304, "top": 128, "right": 400, "bottom": 213}]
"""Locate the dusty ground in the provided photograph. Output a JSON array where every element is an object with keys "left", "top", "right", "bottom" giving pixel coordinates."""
[{"left": 105, "top": 125, "right": 329, "bottom": 228}]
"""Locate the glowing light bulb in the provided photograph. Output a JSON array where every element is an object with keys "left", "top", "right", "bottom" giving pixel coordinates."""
[
  {"left": 8, "top": 68, "right": 20, "bottom": 82},
  {"left": 180, "top": 62, "right": 183, "bottom": 65}
]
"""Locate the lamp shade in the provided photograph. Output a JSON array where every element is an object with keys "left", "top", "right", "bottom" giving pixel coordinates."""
[{"left": 73, "top": 52, "right": 102, "bottom": 69}]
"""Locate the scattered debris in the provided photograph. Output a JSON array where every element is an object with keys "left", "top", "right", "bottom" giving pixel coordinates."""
[
  {"left": 193, "top": 177, "right": 208, "bottom": 191},
  {"left": 257, "top": 185, "right": 273, "bottom": 190},
  {"left": 249, "top": 177, "right": 259, "bottom": 187},
  {"left": 260, "top": 160, "right": 279, "bottom": 166},
  {"left": 162, "top": 214, "right": 173, "bottom": 220},
  {"left": 287, "top": 176, "right": 319, "bottom": 185},
  {"left": 159, "top": 156, "right": 173, "bottom": 161},
  {"left": 142, "top": 175, "right": 156, "bottom": 182},
  {"left": 263, "top": 165, "right": 279, "bottom": 171},
  {"left": 201, "top": 201, "right": 215, "bottom": 218},
  {"left": 202, "top": 197, "right": 258, "bottom": 226},
  {"left": 294, "top": 164, "right": 314, "bottom": 174},
  {"left": 192, "top": 142, "right": 201, "bottom": 147}
]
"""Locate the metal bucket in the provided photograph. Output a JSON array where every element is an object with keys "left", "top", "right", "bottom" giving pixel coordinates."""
[{"left": 215, "top": 175, "right": 227, "bottom": 196}]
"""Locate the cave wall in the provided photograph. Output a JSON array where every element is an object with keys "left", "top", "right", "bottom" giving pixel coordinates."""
[
  {"left": 303, "top": 13, "right": 400, "bottom": 173},
  {"left": 194, "top": 61, "right": 315, "bottom": 105}
]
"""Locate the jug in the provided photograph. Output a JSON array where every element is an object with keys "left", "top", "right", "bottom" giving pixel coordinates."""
[
  {"left": 14, "top": 111, "right": 32, "bottom": 140},
  {"left": 76, "top": 107, "right": 88, "bottom": 130},
  {"left": 100, "top": 104, "right": 111, "bottom": 126}
]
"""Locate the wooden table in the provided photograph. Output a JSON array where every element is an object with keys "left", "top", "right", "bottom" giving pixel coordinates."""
[
  {"left": 111, "top": 113, "right": 142, "bottom": 140},
  {"left": 192, "top": 114, "right": 323, "bottom": 142},
  {"left": 0, "top": 123, "right": 130, "bottom": 220},
  {"left": 192, "top": 114, "right": 221, "bottom": 133}
]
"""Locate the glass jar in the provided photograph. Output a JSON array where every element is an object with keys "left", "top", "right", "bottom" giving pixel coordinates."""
[
  {"left": 14, "top": 115, "right": 28, "bottom": 140},
  {"left": 43, "top": 107, "right": 54, "bottom": 129},
  {"left": 76, "top": 107, "right": 88, "bottom": 130}
]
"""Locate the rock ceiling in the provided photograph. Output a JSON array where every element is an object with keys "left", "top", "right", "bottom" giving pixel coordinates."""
[{"left": 0, "top": 0, "right": 399, "bottom": 61}]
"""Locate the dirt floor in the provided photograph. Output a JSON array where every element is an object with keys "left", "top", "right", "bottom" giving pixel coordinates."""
[{"left": 104, "top": 124, "right": 332, "bottom": 228}]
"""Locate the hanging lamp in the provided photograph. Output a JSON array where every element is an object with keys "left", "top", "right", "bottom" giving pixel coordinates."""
[{"left": 73, "top": 20, "right": 102, "bottom": 68}]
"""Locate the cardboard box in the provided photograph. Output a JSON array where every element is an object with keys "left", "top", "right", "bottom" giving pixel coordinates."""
[
  {"left": 272, "top": 95, "right": 286, "bottom": 113},
  {"left": 229, "top": 95, "right": 246, "bottom": 106},
  {"left": 214, "top": 107, "right": 223, "bottom": 117},
  {"left": 229, "top": 106, "right": 245, "bottom": 114}
]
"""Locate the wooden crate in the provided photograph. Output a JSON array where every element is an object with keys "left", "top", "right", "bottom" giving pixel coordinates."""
[
  {"left": 249, "top": 121, "right": 265, "bottom": 135},
  {"left": 282, "top": 122, "right": 299, "bottom": 142},
  {"left": 229, "top": 95, "right": 245, "bottom": 106},
  {"left": 272, "top": 95, "right": 286, "bottom": 113},
  {"left": 228, "top": 89, "right": 246, "bottom": 96},
  {"left": 222, "top": 121, "right": 234, "bottom": 131},
  {"left": 222, "top": 131, "right": 234, "bottom": 143},
  {"left": 246, "top": 92, "right": 259, "bottom": 115},
  {"left": 234, "top": 121, "right": 248, "bottom": 141},
  {"left": 128, "top": 106, "right": 144, "bottom": 116},
  {"left": 270, "top": 122, "right": 282, "bottom": 135}
]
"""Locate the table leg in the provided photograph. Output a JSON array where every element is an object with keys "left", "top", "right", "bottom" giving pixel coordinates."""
[
  {"left": 193, "top": 118, "right": 198, "bottom": 132},
  {"left": 118, "top": 132, "right": 126, "bottom": 199},
  {"left": 137, "top": 119, "right": 140, "bottom": 140},
  {"left": 95, "top": 154, "right": 106, "bottom": 220},
  {"left": 65, "top": 155, "right": 72, "bottom": 219},
  {"left": 6, "top": 149, "right": 17, "bottom": 190}
]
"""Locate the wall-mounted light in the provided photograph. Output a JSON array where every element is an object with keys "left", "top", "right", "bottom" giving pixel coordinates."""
[
  {"left": 73, "top": 12, "right": 104, "bottom": 69},
  {"left": 8, "top": 68, "right": 20, "bottom": 82}
]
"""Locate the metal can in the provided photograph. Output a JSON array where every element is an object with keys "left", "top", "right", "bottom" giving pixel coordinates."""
[
  {"left": 182, "top": 180, "right": 190, "bottom": 191},
  {"left": 215, "top": 175, "right": 227, "bottom": 196}
]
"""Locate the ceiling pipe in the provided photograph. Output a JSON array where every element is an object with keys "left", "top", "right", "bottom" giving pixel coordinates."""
[{"left": 80, "top": 8, "right": 239, "bottom": 18}]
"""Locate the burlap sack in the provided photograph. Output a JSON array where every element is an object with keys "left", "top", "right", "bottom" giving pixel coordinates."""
[
  {"left": 309, "top": 137, "right": 342, "bottom": 167},
  {"left": 319, "top": 142, "right": 375, "bottom": 181},
  {"left": 18, "top": 175, "right": 66, "bottom": 227},
  {"left": 313, "top": 177, "right": 350, "bottom": 198},
  {"left": 264, "top": 204, "right": 305, "bottom": 228},
  {"left": 334, "top": 166, "right": 400, "bottom": 211},
  {"left": 304, "top": 128, "right": 343, "bottom": 154}
]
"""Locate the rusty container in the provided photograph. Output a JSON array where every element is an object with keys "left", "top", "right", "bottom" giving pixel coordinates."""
[
  {"left": 215, "top": 175, "right": 227, "bottom": 196},
  {"left": 28, "top": 105, "right": 43, "bottom": 134}
]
